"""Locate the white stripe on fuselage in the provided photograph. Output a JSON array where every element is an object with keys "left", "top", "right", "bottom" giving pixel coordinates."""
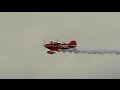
[
  {"left": 69, "top": 45, "right": 76, "bottom": 46},
  {"left": 60, "top": 45, "right": 76, "bottom": 48}
]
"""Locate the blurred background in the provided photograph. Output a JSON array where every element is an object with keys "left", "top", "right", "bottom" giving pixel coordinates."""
[{"left": 0, "top": 12, "right": 120, "bottom": 79}]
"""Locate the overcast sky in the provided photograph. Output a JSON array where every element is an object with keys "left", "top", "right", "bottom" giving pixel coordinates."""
[{"left": 0, "top": 12, "right": 120, "bottom": 79}]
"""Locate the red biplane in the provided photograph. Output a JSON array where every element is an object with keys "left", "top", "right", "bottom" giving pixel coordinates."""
[{"left": 43, "top": 39, "right": 77, "bottom": 54}]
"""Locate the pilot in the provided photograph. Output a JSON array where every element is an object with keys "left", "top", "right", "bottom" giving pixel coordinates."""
[{"left": 49, "top": 40, "right": 53, "bottom": 44}]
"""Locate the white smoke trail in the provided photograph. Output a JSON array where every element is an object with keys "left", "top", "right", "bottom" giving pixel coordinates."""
[{"left": 62, "top": 48, "right": 120, "bottom": 55}]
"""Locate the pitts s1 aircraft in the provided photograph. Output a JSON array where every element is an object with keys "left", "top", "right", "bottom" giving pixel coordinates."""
[{"left": 43, "top": 39, "right": 77, "bottom": 54}]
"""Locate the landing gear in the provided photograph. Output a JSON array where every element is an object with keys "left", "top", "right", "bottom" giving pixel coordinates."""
[{"left": 47, "top": 51, "right": 56, "bottom": 54}]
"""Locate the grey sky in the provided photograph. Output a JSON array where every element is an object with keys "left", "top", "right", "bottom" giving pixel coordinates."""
[{"left": 0, "top": 12, "right": 120, "bottom": 79}]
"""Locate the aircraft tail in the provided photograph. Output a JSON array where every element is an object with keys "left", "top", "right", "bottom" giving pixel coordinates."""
[{"left": 69, "top": 40, "right": 77, "bottom": 47}]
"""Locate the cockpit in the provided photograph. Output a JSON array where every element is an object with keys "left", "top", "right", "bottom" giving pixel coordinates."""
[
  {"left": 49, "top": 40, "right": 53, "bottom": 44},
  {"left": 49, "top": 40, "right": 61, "bottom": 44}
]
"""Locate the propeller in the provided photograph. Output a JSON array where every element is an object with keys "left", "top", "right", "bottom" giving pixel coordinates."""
[
  {"left": 43, "top": 40, "right": 46, "bottom": 48},
  {"left": 44, "top": 40, "right": 45, "bottom": 45}
]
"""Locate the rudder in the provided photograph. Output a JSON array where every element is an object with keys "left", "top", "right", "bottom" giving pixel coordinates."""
[{"left": 69, "top": 40, "right": 77, "bottom": 47}]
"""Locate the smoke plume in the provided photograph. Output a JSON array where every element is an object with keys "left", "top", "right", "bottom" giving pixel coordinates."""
[{"left": 62, "top": 48, "right": 120, "bottom": 55}]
